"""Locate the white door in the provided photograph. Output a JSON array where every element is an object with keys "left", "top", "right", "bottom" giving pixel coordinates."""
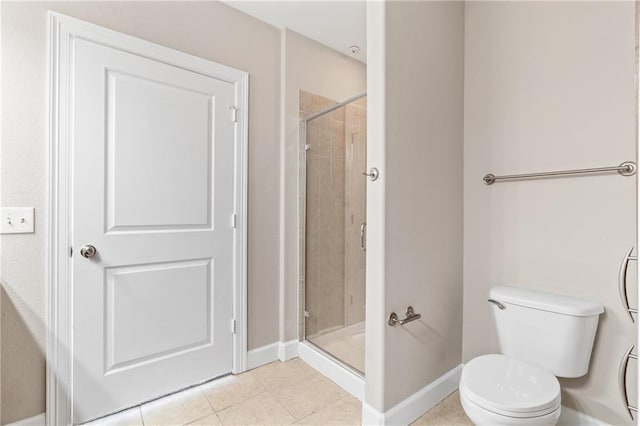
[{"left": 71, "top": 36, "right": 237, "bottom": 422}]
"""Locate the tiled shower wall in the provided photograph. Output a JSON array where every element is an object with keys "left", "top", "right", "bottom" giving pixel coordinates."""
[
  {"left": 343, "top": 99, "right": 367, "bottom": 327},
  {"left": 302, "top": 91, "right": 346, "bottom": 335},
  {"left": 300, "top": 91, "right": 367, "bottom": 337}
]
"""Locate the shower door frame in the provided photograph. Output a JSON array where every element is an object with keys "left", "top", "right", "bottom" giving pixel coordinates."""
[{"left": 298, "top": 91, "right": 367, "bottom": 377}]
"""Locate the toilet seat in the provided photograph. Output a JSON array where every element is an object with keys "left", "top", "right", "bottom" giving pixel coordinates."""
[
  {"left": 460, "top": 354, "right": 561, "bottom": 418},
  {"left": 459, "top": 389, "right": 561, "bottom": 426}
]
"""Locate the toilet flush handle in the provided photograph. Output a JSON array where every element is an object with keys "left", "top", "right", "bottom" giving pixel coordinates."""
[{"left": 488, "top": 299, "right": 506, "bottom": 310}]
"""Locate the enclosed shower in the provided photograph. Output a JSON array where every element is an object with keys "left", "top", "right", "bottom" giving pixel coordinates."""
[{"left": 300, "top": 90, "right": 367, "bottom": 375}]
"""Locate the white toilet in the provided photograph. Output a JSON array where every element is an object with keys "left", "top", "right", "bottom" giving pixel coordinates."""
[{"left": 459, "top": 285, "right": 604, "bottom": 426}]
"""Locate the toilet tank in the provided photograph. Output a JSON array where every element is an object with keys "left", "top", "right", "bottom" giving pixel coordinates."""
[{"left": 489, "top": 285, "right": 604, "bottom": 378}]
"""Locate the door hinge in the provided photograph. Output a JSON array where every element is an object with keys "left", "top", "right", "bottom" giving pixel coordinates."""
[
  {"left": 231, "top": 213, "right": 237, "bottom": 229},
  {"left": 231, "top": 319, "right": 237, "bottom": 334},
  {"left": 305, "top": 144, "right": 311, "bottom": 151},
  {"left": 227, "top": 105, "right": 238, "bottom": 123},
  {"left": 70, "top": 246, "right": 73, "bottom": 257}
]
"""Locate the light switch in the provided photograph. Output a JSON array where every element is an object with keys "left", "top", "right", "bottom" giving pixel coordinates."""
[{"left": 1, "top": 207, "right": 35, "bottom": 234}]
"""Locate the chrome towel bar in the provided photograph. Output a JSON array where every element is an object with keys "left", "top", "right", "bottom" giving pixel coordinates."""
[{"left": 483, "top": 161, "right": 636, "bottom": 185}]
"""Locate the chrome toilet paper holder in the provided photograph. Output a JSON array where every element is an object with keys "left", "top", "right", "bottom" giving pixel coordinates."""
[{"left": 388, "top": 306, "right": 421, "bottom": 326}]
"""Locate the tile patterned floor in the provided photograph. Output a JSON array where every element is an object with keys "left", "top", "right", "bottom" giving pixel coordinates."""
[{"left": 87, "top": 359, "right": 471, "bottom": 425}]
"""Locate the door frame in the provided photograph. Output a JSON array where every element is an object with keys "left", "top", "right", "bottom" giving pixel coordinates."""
[{"left": 46, "top": 12, "right": 248, "bottom": 425}]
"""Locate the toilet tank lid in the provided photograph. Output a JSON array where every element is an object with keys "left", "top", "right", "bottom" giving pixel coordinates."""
[{"left": 490, "top": 285, "right": 604, "bottom": 317}]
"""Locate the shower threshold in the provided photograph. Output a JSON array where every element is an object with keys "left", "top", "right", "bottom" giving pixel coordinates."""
[{"left": 298, "top": 340, "right": 365, "bottom": 401}]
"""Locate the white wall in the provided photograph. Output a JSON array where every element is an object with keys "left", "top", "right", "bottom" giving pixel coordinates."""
[
  {"left": 1, "top": 2, "right": 280, "bottom": 423},
  {"left": 366, "top": 0, "right": 465, "bottom": 413},
  {"left": 463, "top": 2, "right": 637, "bottom": 425},
  {"left": 281, "top": 29, "right": 366, "bottom": 342}
]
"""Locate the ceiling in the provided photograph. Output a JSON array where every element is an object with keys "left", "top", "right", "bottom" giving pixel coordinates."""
[{"left": 222, "top": 1, "right": 367, "bottom": 63}]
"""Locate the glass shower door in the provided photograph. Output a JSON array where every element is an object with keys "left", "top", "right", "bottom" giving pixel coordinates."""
[{"left": 303, "top": 93, "right": 366, "bottom": 375}]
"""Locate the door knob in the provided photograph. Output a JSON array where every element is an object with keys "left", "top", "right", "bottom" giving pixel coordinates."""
[{"left": 80, "top": 245, "right": 97, "bottom": 259}]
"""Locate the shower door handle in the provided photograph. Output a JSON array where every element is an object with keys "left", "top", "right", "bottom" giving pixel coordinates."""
[
  {"left": 363, "top": 168, "right": 379, "bottom": 181},
  {"left": 360, "top": 223, "right": 366, "bottom": 251}
]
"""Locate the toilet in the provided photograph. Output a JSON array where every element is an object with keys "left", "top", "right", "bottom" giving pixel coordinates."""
[{"left": 459, "top": 286, "right": 604, "bottom": 425}]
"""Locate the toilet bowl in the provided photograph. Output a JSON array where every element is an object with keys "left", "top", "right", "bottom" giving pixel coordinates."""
[{"left": 459, "top": 355, "right": 561, "bottom": 426}]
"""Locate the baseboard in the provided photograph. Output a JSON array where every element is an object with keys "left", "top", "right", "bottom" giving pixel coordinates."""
[
  {"left": 362, "top": 402, "right": 385, "bottom": 425},
  {"left": 298, "top": 341, "right": 365, "bottom": 401},
  {"left": 246, "top": 340, "right": 299, "bottom": 370},
  {"left": 5, "top": 413, "right": 46, "bottom": 426},
  {"left": 247, "top": 341, "right": 279, "bottom": 370},
  {"left": 558, "top": 406, "right": 608, "bottom": 426},
  {"left": 279, "top": 339, "right": 299, "bottom": 361},
  {"left": 361, "top": 364, "right": 463, "bottom": 426}
]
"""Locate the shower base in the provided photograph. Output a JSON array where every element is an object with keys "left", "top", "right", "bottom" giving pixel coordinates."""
[{"left": 307, "top": 321, "right": 365, "bottom": 373}]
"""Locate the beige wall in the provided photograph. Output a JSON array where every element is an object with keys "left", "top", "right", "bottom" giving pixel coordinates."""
[
  {"left": 366, "top": 1, "right": 465, "bottom": 412},
  {"left": 0, "top": 2, "right": 280, "bottom": 423},
  {"left": 281, "top": 29, "right": 366, "bottom": 342},
  {"left": 463, "top": 2, "right": 637, "bottom": 425},
  {"left": 364, "top": 1, "right": 386, "bottom": 410},
  {"left": 383, "top": 1, "right": 465, "bottom": 410}
]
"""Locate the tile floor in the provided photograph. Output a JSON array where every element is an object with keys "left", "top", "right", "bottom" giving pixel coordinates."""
[{"left": 87, "top": 358, "right": 471, "bottom": 426}]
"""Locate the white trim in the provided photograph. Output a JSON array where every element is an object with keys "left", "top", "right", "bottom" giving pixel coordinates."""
[
  {"left": 278, "top": 339, "right": 299, "bottom": 362},
  {"left": 278, "top": 27, "right": 287, "bottom": 350},
  {"left": 47, "top": 12, "right": 248, "bottom": 426},
  {"left": 558, "top": 406, "right": 609, "bottom": 426},
  {"left": 361, "top": 365, "right": 463, "bottom": 426},
  {"left": 362, "top": 402, "right": 385, "bottom": 426},
  {"left": 246, "top": 340, "right": 299, "bottom": 370},
  {"left": 5, "top": 413, "right": 46, "bottom": 426},
  {"left": 298, "top": 341, "right": 365, "bottom": 401},
  {"left": 233, "top": 48, "right": 250, "bottom": 379},
  {"left": 364, "top": 0, "right": 387, "bottom": 413},
  {"left": 246, "top": 342, "right": 280, "bottom": 370}
]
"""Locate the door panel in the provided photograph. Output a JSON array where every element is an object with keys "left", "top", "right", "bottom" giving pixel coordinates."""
[
  {"left": 105, "top": 259, "right": 213, "bottom": 372},
  {"left": 106, "top": 71, "right": 213, "bottom": 231},
  {"left": 71, "top": 37, "right": 236, "bottom": 422}
]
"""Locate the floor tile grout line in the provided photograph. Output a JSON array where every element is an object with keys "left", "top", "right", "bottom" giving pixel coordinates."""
[
  {"left": 253, "top": 376, "right": 317, "bottom": 393},
  {"left": 182, "top": 387, "right": 218, "bottom": 426},
  {"left": 291, "top": 395, "right": 361, "bottom": 426},
  {"left": 269, "top": 389, "right": 300, "bottom": 421},
  {"left": 215, "top": 387, "right": 270, "bottom": 415},
  {"left": 214, "top": 392, "right": 297, "bottom": 426},
  {"left": 198, "top": 384, "right": 216, "bottom": 413},
  {"left": 268, "top": 374, "right": 350, "bottom": 422},
  {"left": 270, "top": 393, "right": 299, "bottom": 424},
  {"left": 214, "top": 389, "right": 279, "bottom": 417},
  {"left": 138, "top": 406, "right": 146, "bottom": 426},
  {"left": 182, "top": 410, "right": 221, "bottom": 426},
  {"left": 96, "top": 359, "right": 365, "bottom": 426},
  {"left": 199, "top": 370, "right": 275, "bottom": 416}
]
